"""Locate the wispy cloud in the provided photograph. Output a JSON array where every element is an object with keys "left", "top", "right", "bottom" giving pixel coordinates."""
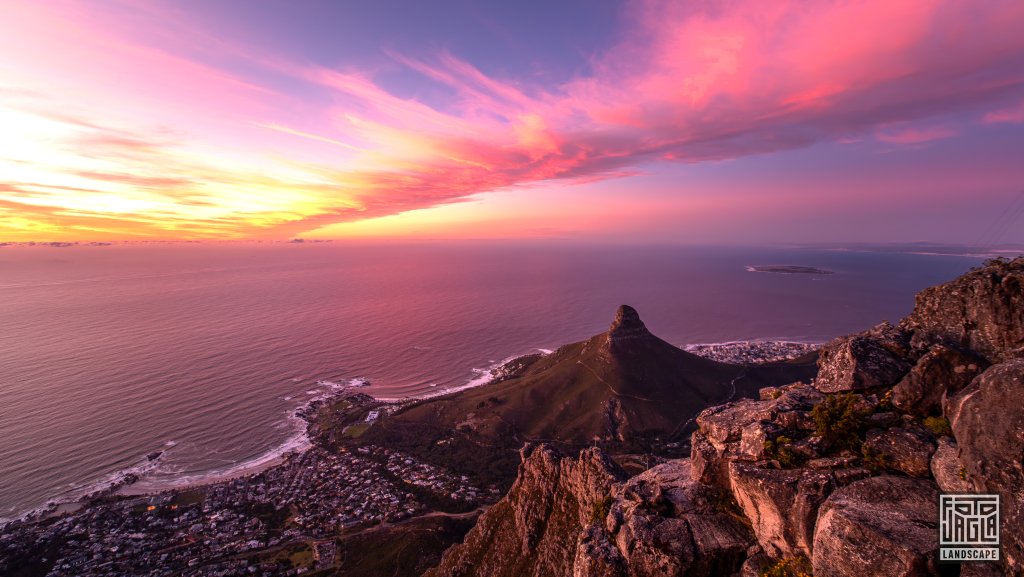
[
  {"left": 2, "top": 0, "right": 1024, "bottom": 239},
  {"left": 875, "top": 125, "right": 957, "bottom": 145}
]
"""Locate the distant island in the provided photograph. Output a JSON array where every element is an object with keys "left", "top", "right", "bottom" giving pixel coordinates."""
[{"left": 747, "top": 264, "right": 834, "bottom": 274}]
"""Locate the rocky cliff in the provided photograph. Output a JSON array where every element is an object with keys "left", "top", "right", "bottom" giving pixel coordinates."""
[{"left": 425, "top": 257, "right": 1024, "bottom": 577}]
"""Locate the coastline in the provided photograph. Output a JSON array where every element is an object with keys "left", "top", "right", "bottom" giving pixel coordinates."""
[{"left": 4, "top": 340, "right": 814, "bottom": 527}]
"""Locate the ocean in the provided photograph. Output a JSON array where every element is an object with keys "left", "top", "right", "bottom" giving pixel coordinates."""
[{"left": 0, "top": 242, "right": 981, "bottom": 520}]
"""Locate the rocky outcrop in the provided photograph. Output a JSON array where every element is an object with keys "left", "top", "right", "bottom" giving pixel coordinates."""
[
  {"left": 904, "top": 257, "right": 1024, "bottom": 362},
  {"left": 605, "top": 305, "right": 651, "bottom": 348},
  {"left": 812, "top": 476, "right": 940, "bottom": 577},
  {"left": 814, "top": 329, "right": 912, "bottom": 393},
  {"left": 892, "top": 344, "right": 987, "bottom": 416},
  {"left": 605, "top": 460, "right": 753, "bottom": 576},
  {"left": 930, "top": 437, "right": 971, "bottom": 493},
  {"left": 862, "top": 426, "right": 936, "bottom": 478},
  {"left": 728, "top": 461, "right": 869, "bottom": 559},
  {"left": 425, "top": 258, "right": 1024, "bottom": 577},
  {"left": 424, "top": 444, "right": 626, "bottom": 577},
  {"left": 946, "top": 358, "right": 1024, "bottom": 569},
  {"left": 428, "top": 447, "right": 758, "bottom": 577}
]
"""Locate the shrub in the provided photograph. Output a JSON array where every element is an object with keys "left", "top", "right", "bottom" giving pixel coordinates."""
[
  {"left": 590, "top": 496, "right": 612, "bottom": 524},
  {"left": 811, "top": 393, "right": 866, "bottom": 451},
  {"left": 922, "top": 416, "right": 952, "bottom": 437},
  {"left": 763, "top": 435, "right": 800, "bottom": 468},
  {"left": 877, "top": 389, "right": 894, "bottom": 411},
  {"left": 861, "top": 444, "right": 889, "bottom": 473},
  {"left": 761, "top": 556, "right": 813, "bottom": 577}
]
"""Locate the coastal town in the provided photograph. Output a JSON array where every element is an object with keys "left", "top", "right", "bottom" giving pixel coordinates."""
[
  {"left": 0, "top": 341, "right": 822, "bottom": 576},
  {"left": 0, "top": 404, "right": 490, "bottom": 577},
  {"left": 683, "top": 340, "right": 818, "bottom": 364}
]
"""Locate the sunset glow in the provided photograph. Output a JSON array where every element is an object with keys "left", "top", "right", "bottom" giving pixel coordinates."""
[{"left": 2, "top": 0, "right": 1024, "bottom": 242}]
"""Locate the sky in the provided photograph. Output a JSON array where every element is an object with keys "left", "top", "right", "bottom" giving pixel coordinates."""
[{"left": 2, "top": 0, "right": 1024, "bottom": 244}]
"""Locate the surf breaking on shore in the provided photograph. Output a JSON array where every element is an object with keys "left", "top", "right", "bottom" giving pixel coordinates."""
[{"left": 2, "top": 340, "right": 818, "bottom": 527}]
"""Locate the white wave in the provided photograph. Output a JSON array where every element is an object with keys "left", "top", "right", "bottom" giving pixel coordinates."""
[{"left": 1, "top": 447, "right": 170, "bottom": 527}]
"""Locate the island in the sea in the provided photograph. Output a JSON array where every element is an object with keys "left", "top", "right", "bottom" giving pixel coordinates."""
[{"left": 747, "top": 264, "right": 834, "bottom": 274}]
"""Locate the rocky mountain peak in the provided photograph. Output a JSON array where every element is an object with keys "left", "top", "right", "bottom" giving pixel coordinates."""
[{"left": 608, "top": 305, "right": 650, "bottom": 343}]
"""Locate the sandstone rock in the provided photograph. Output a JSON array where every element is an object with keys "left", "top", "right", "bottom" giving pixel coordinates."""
[
  {"left": 947, "top": 359, "right": 1024, "bottom": 570},
  {"left": 689, "top": 431, "right": 725, "bottom": 487},
  {"left": 930, "top": 437, "right": 971, "bottom": 493},
  {"left": 892, "top": 344, "right": 987, "bottom": 416},
  {"left": 728, "top": 461, "right": 868, "bottom": 559},
  {"left": 903, "top": 257, "right": 1024, "bottom": 363},
  {"left": 862, "top": 426, "right": 936, "bottom": 478},
  {"left": 788, "top": 435, "right": 827, "bottom": 461},
  {"left": 425, "top": 444, "right": 626, "bottom": 577},
  {"left": 696, "top": 400, "right": 775, "bottom": 451},
  {"left": 574, "top": 526, "right": 626, "bottom": 577},
  {"left": 610, "top": 460, "right": 753, "bottom": 577},
  {"left": 863, "top": 411, "right": 900, "bottom": 429},
  {"left": 738, "top": 549, "right": 772, "bottom": 577},
  {"left": 815, "top": 333, "right": 912, "bottom": 393},
  {"left": 959, "top": 562, "right": 1006, "bottom": 577},
  {"left": 739, "top": 421, "right": 784, "bottom": 461},
  {"left": 812, "top": 476, "right": 940, "bottom": 577}
]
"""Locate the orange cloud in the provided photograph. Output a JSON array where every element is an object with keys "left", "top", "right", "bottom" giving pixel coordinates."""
[{"left": 2, "top": 0, "right": 1024, "bottom": 240}]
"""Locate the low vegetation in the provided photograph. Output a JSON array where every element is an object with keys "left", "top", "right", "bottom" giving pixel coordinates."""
[
  {"left": 922, "top": 416, "right": 952, "bottom": 437},
  {"left": 763, "top": 435, "right": 801, "bottom": 468},
  {"left": 760, "top": 556, "right": 813, "bottom": 577},
  {"left": 811, "top": 393, "right": 867, "bottom": 451},
  {"left": 590, "top": 496, "right": 613, "bottom": 523}
]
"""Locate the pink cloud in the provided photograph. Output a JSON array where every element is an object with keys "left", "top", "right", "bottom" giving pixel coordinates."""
[
  {"left": 983, "top": 101, "right": 1024, "bottom": 124},
  {"left": 4, "top": 0, "right": 1024, "bottom": 239},
  {"left": 875, "top": 125, "right": 957, "bottom": 145}
]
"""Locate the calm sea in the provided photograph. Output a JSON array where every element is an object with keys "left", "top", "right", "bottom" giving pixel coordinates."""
[{"left": 0, "top": 242, "right": 980, "bottom": 519}]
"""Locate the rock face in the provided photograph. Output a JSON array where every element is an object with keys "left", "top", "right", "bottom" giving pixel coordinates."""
[
  {"left": 904, "top": 257, "right": 1024, "bottom": 362},
  {"left": 946, "top": 358, "right": 1024, "bottom": 569},
  {"left": 930, "top": 437, "right": 971, "bottom": 493},
  {"left": 727, "top": 461, "right": 869, "bottom": 559},
  {"left": 426, "top": 449, "right": 754, "bottom": 577},
  {"left": 812, "top": 476, "right": 940, "bottom": 577},
  {"left": 892, "top": 344, "right": 987, "bottom": 416},
  {"left": 862, "top": 426, "right": 936, "bottom": 478},
  {"left": 424, "top": 258, "right": 1024, "bottom": 577},
  {"left": 814, "top": 330, "right": 912, "bottom": 393},
  {"left": 424, "top": 444, "right": 627, "bottom": 577},
  {"left": 605, "top": 305, "right": 651, "bottom": 348}
]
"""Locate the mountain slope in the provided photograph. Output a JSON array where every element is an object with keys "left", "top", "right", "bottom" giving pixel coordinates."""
[{"left": 363, "top": 305, "right": 816, "bottom": 484}]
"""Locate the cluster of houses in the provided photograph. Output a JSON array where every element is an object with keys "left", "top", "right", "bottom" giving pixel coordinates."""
[
  {"left": 0, "top": 444, "right": 486, "bottom": 576},
  {"left": 683, "top": 340, "right": 817, "bottom": 364}
]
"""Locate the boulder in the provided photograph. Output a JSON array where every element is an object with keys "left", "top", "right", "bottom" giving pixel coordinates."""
[
  {"left": 609, "top": 460, "right": 753, "bottom": 577},
  {"left": 696, "top": 400, "right": 775, "bottom": 451},
  {"left": 739, "top": 421, "right": 784, "bottom": 461},
  {"left": 862, "top": 426, "right": 936, "bottom": 478},
  {"left": 892, "top": 344, "right": 987, "bottom": 416},
  {"left": 903, "top": 257, "right": 1024, "bottom": 363},
  {"left": 574, "top": 527, "right": 627, "bottom": 577},
  {"left": 815, "top": 334, "right": 912, "bottom": 393},
  {"left": 689, "top": 431, "right": 725, "bottom": 487},
  {"left": 947, "top": 359, "right": 1024, "bottom": 570},
  {"left": 812, "top": 476, "right": 940, "bottom": 577},
  {"left": 929, "top": 437, "right": 971, "bottom": 493},
  {"left": 727, "top": 461, "right": 868, "bottom": 559}
]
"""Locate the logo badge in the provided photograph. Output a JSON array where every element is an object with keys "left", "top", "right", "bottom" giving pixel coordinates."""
[{"left": 939, "top": 494, "right": 1000, "bottom": 562}]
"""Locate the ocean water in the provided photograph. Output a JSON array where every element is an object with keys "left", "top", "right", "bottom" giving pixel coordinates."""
[{"left": 0, "top": 242, "right": 981, "bottom": 519}]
